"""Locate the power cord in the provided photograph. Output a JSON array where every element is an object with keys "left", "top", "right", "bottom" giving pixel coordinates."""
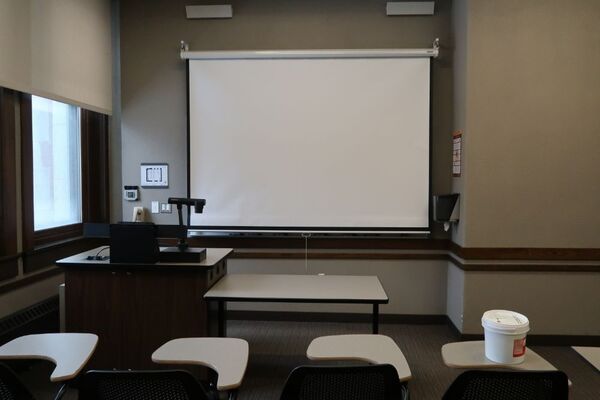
[{"left": 86, "top": 246, "right": 110, "bottom": 261}]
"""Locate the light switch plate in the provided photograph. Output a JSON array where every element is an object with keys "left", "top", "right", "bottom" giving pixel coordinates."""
[
  {"left": 141, "top": 163, "right": 168, "bottom": 188},
  {"left": 160, "top": 203, "right": 172, "bottom": 213},
  {"left": 151, "top": 201, "right": 160, "bottom": 214}
]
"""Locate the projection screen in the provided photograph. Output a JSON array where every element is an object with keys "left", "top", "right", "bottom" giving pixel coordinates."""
[{"left": 188, "top": 54, "right": 430, "bottom": 233}]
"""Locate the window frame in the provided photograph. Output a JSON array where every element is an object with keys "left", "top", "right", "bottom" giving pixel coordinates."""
[
  {"left": 0, "top": 88, "right": 19, "bottom": 280},
  {"left": 21, "top": 93, "right": 109, "bottom": 256}
]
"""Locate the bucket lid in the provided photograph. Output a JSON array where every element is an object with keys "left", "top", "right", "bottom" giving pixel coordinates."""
[{"left": 481, "top": 310, "right": 529, "bottom": 332}]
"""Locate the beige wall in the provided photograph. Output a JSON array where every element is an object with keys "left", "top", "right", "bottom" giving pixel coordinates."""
[
  {"left": 0, "top": 0, "right": 31, "bottom": 93},
  {"left": 462, "top": 271, "right": 600, "bottom": 335},
  {"left": 457, "top": 0, "right": 600, "bottom": 248},
  {"left": 0, "top": 274, "right": 64, "bottom": 319},
  {"left": 449, "top": 0, "right": 468, "bottom": 246},
  {"left": 0, "top": 0, "right": 112, "bottom": 114},
  {"left": 446, "top": 0, "right": 600, "bottom": 337}
]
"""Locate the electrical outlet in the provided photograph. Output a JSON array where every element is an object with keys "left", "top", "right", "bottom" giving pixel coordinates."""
[{"left": 160, "top": 203, "right": 172, "bottom": 213}]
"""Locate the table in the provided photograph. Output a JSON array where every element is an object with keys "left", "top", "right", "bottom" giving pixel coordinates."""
[
  {"left": 57, "top": 247, "right": 232, "bottom": 369},
  {"left": 306, "top": 334, "right": 411, "bottom": 382},
  {"left": 442, "top": 341, "right": 571, "bottom": 386},
  {"left": 152, "top": 338, "right": 249, "bottom": 396},
  {"left": 0, "top": 333, "right": 98, "bottom": 382},
  {"left": 572, "top": 346, "right": 600, "bottom": 371},
  {"left": 204, "top": 274, "right": 388, "bottom": 335}
]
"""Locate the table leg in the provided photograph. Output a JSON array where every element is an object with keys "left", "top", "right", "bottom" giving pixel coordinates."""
[
  {"left": 218, "top": 300, "right": 226, "bottom": 337},
  {"left": 372, "top": 303, "right": 379, "bottom": 334},
  {"left": 53, "top": 383, "right": 68, "bottom": 400}
]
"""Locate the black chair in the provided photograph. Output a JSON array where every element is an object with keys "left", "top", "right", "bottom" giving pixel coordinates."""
[
  {"left": 78, "top": 370, "right": 210, "bottom": 400},
  {"left": 279, "top": 364, "right": 408, "bottom": 400},
  {"left": 0, "top": 362, "right": 36, "bottom": 400},
  {"left": 442, "top": 370, "right": 569, "bottom": 400}
]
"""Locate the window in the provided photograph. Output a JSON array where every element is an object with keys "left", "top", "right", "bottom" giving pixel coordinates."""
[
  {"left": 31, "top": 96, "right": 82, "bottom": 231},
  {"left": 21, "top": 92, "right": 109, "bottom": 263}
]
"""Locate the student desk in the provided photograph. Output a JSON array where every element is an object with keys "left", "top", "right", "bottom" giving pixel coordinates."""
[
  {"left": 442, "top": 341, "right": 572, "bottom": 386},
  {"left": 0, "top": 333, "right": 98, "bottom": 400},
  {"left": 0, "top": 333, "right": 97, "bottom": 382},
  {"left": 204, "top": 274, "right": 388, "bottom": 335},
  {"left": 572, "top": 346, "right": 600, "bottom": 371},
  {"left": 152, "top": 337, "right": 249, "bottom": 395},
  {"left": 307, "top": 334, "right": 412, "bottom": 382},
  {"left": 56, "top": 247, "right": 232, "bottom": 369}
]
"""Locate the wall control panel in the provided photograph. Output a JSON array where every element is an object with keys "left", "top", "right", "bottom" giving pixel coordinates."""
[{"left": 141, "top": 163, "right": 168, "bottom": 187}]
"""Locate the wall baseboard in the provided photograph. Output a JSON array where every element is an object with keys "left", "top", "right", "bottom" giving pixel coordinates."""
[
  {"left": 227, "top": 310, "right": 449, "bottom": 325},
  {"left": 0, "top": 296, "right": 59, "bottom": 345}
]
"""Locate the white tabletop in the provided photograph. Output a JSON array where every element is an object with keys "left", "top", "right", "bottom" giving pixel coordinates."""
[
  {"left": 152, "top": 338, "right": 249, "bottom": 391},
  {"left": 204, "top": 274, "right": 388, "bottom": 303},
  {"left": 307, "top": 334, "right": 411, "bottom": 382},
  {"left": 572, "top": 346, "right": 600, "bottom": 371},
  {"left": 0, "top": 333, "right": 98, "bottom": 382}
]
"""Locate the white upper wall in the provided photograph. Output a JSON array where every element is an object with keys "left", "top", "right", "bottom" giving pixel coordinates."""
[{"left": 0, "top": 0, "right": 112, "bottom": 114}]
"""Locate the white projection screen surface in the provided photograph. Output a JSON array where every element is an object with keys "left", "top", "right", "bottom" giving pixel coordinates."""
[{"left": 188, "top": 56, "right": 430, "bottom": 232}]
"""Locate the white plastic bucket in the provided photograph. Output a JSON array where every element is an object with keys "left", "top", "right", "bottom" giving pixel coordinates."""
[{"left": 482, "top": 310, "right": 530, "bottom": 364}]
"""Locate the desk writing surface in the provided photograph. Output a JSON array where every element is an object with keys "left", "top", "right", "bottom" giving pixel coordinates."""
[
  {"left": 572, "top": 346, "right": 600, "bottom": 371},
  {"left": 204, "top": 274, "right": 388, "bottom": 303},
  {"left": 442, "top": 341, "right": 556, "bottom": 371},
  {"left": 56, "top": 247, "right": 233, "bottom": 268},
  {"left": 307, "top": 334, "right": 411, "bottom": 382},
  {"left": 152, "top": 338, "right": 249, "bottom": 391},
  {"left": 0, "top": 333, "right": 97, "bottom": 382}
]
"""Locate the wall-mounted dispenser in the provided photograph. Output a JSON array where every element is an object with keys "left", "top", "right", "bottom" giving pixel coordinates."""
[{"left": 433, "top": 193, "right": 459, "bottom": 231}]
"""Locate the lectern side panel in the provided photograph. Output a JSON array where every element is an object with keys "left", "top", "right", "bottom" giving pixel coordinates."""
[
  {"left": 124, "top": 269, "right": 210, "bottom": 369},
  {"left": 65, "top": 268, "right": 125, "bottom": 369}
]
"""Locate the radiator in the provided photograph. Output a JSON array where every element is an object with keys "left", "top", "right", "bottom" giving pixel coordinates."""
[{"left": 0, "top": 296, "right": 59, "bottom": 345}]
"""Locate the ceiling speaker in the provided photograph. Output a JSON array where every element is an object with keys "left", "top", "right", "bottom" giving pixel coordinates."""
[
  {"left": 386, "top": 2, "right": 435, "bottom": 16},
  {"left": 186, "top": 5, "right": 233, "bottom": 19}
]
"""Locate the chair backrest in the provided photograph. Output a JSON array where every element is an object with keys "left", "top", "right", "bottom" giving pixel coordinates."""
[
  {"left": 279, "top": 364, "right": 404, "bottom": 400},
  {"left": 78, "top": 370, "right": 209, "bottom": 400},
  {"left": 442, "top": 370, "right": 569, "bottom": 400},
  {"left": 0, "top": 362, "right": 35, "bottom": 400}
]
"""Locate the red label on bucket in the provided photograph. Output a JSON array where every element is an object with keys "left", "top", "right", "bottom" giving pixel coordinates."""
[{"left": 513, "top": 338, "right": 526, "bottom": 357}]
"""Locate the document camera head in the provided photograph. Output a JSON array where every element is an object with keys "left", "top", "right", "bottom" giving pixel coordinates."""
[{"left": 168, "top": 197, "right": 206, "bottom": 213}]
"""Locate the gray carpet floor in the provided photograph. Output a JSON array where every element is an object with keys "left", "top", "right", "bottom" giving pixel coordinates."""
[{"left": 15, "top": 320, "right": 600, "bottom": 399}]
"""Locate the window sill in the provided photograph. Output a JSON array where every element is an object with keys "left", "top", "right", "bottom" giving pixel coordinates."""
[{"left": 33, "top": 223, "right": 83, "bottom": 248}]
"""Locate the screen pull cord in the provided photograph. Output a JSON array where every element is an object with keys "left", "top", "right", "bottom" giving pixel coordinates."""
[{"left": 301, "top": 232, "right": 311, "bottom": 274}]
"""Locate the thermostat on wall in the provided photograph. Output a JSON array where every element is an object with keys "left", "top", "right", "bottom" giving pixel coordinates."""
[
  {"left": 141, "top": 163, "right": 169, "bottom": 188},
  {"left": 124, "top": 186, "right": 139, "bottom": 201}
]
